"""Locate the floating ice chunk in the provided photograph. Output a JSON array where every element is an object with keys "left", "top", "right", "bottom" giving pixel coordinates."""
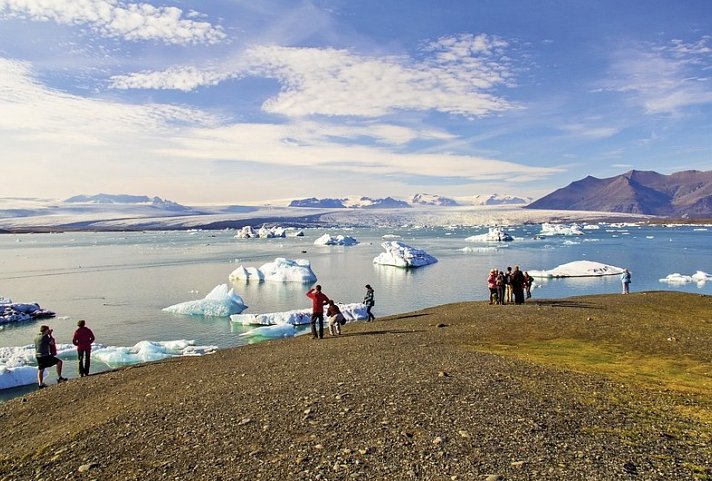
[
  {"left": 163, "top": 284, "right": 247, "bottom": 317},
  {"left": 373, "top": 241, "right": 438, "bottom": 268},
  {"left": 235, "top": 225, "right": 287, "bottom": 238},
  {"left": 582, "top": 224, "right": 600, "bottom": 230},
  {"left": 659, "top": 271, "right": 712, "bottom": 284},
  {"left": 1, "top": 300, "right": 56, "bottom": 325},
  {"left": 234, "top": 226, "right": 257, "bottom": 238},
  {"left": 460, "top": 246, "right": 500, "bottom": 253},
  {"left": 382, "top": 234, "right": 401, "bottom": 239},
  {"left": 92, "top": 340, "right": 217, "bottom": 368},
  {"left": 528, "top": 260, "right": 625, "bottom": 278},
  {"left": 314, "top": 234, "right": 359, "bottom": 246},
  {"left": 539, "top": 223, "right": 584, "bottom": 236},
  {"left": 229, "top": 258, "right": 317, "bottom": 283},
  {"left": 240, "top": 324, "right": 299, "bottom": 340},
  {"left": 465, "top": 227, "right": 513, "bottom": 242},
  {"left": 231, "top": 303, "right": 368, "bottom": 326}
]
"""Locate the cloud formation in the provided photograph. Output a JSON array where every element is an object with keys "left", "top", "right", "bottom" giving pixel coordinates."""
[
  {"left": 110, "top": 34, "right": 519, "bottom": 118},
  {"left": 0, "top": 0, "right": 225, "bottom": 44},
  {"left": 602, "top": 37, "right": 712, "bottom": 115}
]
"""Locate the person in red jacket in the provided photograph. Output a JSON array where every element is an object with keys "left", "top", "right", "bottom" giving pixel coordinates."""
[
  {"left": 72, "top": 320, "right": 96, "bottom": 377},
  {"left": 306, "top": 285, "right": 330, "bottom": 339}
]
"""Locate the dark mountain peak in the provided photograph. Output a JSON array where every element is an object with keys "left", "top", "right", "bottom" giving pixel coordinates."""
[{"left": 527, "top": 169, "right": 712, "bottom": 218}]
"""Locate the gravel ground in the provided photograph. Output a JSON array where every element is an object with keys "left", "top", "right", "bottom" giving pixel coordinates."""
[{"left": 1, "top": 293, "right": 710, "bottom": 480}]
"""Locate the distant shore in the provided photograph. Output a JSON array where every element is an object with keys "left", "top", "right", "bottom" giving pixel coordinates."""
[
  {"left": 1, "top": 292, "right": 709, "bottom": 480},
  {"left": 0, "top": 203, "right": 677, "bottom": 234}
]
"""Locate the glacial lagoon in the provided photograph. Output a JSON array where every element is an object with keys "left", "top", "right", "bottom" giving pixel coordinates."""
[{"left": 1, "top": 223, "right": 711, "bottom": 399}]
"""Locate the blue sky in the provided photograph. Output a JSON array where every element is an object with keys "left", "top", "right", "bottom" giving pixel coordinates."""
[{"left": 1, "top": 0, "right": 711, "bottom": 204}]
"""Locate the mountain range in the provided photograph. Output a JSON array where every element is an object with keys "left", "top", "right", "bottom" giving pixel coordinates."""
[{"left": 526, "top": 170, "right": 712, "bottom": 218}]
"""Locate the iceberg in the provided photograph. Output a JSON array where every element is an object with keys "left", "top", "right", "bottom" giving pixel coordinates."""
[
  {"left": 1, "top": 299, "right": 56, "bottom": 325},
  {"left": 659, "top": 271, "right": 712, "bottom": 285},
  {"left": 314, "top": 233, "right": 359, "bottom": 246},
  {"left": 92, "top": 340, "right": 217, "bottom": 369},
  {"left": 539, "top": 223, "right": 584, "bottom": 236},
  {"left": 0, "top": 342, "right": 96, "bottom": 389},
  {"left": 373, "top": 241, "right": 438, "bottom": 268},
  {"left": 163, "top": 284, "right": 247, "bottom": 317},
  {"left": 231, "top": 303, "right": 368, "bottom": 326},
  {"left": 465, "top": 227, "right": 514, "bottom": 242},
  {"left": 234, "top": 225, "right": 287, "bottom": 239},
  {"left": 229, "top": 258, "right": 317, "bottom": 283},
  {"left": 528, "top": 260, "right": 625, "bottom": 278}
]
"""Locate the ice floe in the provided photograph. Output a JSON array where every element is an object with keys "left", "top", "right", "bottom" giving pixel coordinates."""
[
  {"left": 465, "top": 227, "right": 514, "bottom": 242},
  {"left": 229, "top": 258, "right": 317, "bottom": 283},
  {"left": 0, "top": 299, "right": 56, "bottom": 325},
  {"left": 659, "top": 271, "right": 712, "bottom": 284},
  {"left": 539, "top": 223, "right": 584, "bottom": 236},
  {"left": 235, "top": 225, "right": 291, "bottom": 238},
  {"left": 231, "top": 303, "right": 367, "bottom": 326},
  {"left": 528, "top": 260, "right": 625, "bottom": 278},
  {"left": 314, "top": 234, "right": 359, "bottom": 246},
  {"left": 163, "top": 284, "right": 247, "bottom": 317},
  {"left": 0, "top": 340, "right": 215, "bottom": 389},
  {"left": 92, "top": 340, "right": 217, "bottom": 368},
  {"left": 373, "top": 241, "right": 438, "bottom": 268}
]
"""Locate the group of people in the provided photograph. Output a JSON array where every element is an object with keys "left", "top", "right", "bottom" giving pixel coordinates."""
[
  {"left": 33, "top": 320, "right": 95, "bottom": 389},
  {"left": 306, "top": 284, "right": 376, "bottom": 339},
  {"left": 487, "top": 265, "right": 533, "bottom": 305}
]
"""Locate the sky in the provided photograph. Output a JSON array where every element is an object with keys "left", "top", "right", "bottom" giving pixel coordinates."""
[{"left": 1, "top": 0, "right": 711, "bottom": 205}]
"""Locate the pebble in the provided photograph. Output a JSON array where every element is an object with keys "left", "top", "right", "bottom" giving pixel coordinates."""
[{"left": 78, "top": 462, "right": 99, "bottom": 473}]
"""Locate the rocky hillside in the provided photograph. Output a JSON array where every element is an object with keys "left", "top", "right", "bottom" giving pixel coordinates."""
[{"left": 526, "top": 170, "right": 712, "bottom": 217}]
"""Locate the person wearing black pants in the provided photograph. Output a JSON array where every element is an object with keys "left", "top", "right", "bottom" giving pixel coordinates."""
[{"left": 363, "top": 284, "right": 376, "bottom": 321}]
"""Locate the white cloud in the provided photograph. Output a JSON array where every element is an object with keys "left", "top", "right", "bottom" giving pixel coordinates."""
[
  {"left": 0, "top": 0, "right": 225, "bottom": 45},
  {"left": 559, "top": 123, "right": 620, "bottom": 139},
  {"left": 602, "top": 37, "right": 712, "bottom": 115},
  {"left": 1, "top": 55, "right": 558, "bottom": 201},
  {"left": 110, "top": 34, "right": 519, "bottom": 118}
]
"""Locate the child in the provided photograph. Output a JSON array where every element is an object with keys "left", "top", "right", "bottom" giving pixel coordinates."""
[{"left": 326, "top": 300, "right": 344, "bottom": 336}]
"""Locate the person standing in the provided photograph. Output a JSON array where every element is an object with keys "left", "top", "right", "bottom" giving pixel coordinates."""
[
  {"left": 524, "top": 271, "right": 533, "bottom": 299},
  {"left": 621, "top": 268, "right": 631, "bottom": 294},
  {"left": 495, "top": 270, "right": 505, "bottom": 305},
  {"left": 510, "top": 265, "right": 526, "bottom": 304},
  {"left": 504, "top": 266, "right": 513, "bottom": 303},
  {"left": 487, "top": 269, "right": 498, "bottom": 304},
  {"left": 307, "top": 285, "right": 330, "bottom": 339},
  {"left": 72, "top": 319, "right": 96, "bottom": 377},
  {"left": 326, "top": 300, "right": 344, "bottom": 336},
  {"left": 34, "top": 325, "right": 67, "bottom": 388},
  {"left": 363, "top": 284, "right": 376, "bottom": 321}
]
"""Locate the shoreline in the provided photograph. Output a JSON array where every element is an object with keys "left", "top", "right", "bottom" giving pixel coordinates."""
[{"left": 1, "top": 292, "right": 709, "bottom": 480}]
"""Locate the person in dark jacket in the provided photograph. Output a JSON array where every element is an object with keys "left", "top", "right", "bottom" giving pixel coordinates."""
[
  {"left": 306, "top": 285, "right": 330, "bottom": 339},
  {"left": 363, "top": 284, "right": 376, "bottom": 321},
  {"left": 510, "top": 265, "right": 527, "bottom": 305},
  {"left": 34, "top": 325, "right": 67, "bottom": 388},
  {"left": 72, "top": 320, "right": 96, "bottom": 377}
]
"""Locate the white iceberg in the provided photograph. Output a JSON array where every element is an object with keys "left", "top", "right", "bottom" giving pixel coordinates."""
[
  {"left": 229, "top": 258, "right": 317, "bottom": 283},
  {"left": 231, "top": 303, "right": 368, "bottom": 326},
  {"left": 465, "top": 227, "right": 514, "bottom": 242},
  {"left": 234, "top": 226, "right": 257, "bottom": 238},
  {"left": 239, "top": 324, "right": 300, "bottom": 340},
  {"left": 373, "top": 241, "right": 438, "bottom": 268},
  {"left": 659, "top": 271, "right": 712, "bottom": 285},
  {"left": 0, "top": 342, "right": 97, "bottom": 389},
  {"left": 234, "top": 225, "right": 287, "bottom": 239},
  {"left": 528, "top": 260, "right": 625, "bottom": 278},
  {"left": 539, "top": 223, "right": 584, "bottom": 236},
  {"left": 163, "top": 284, "right": 247, "bottom": 317},
  {"left": 92, "top": 340, "right": 217, "bottom": 369},
  {"left": 314, "top": 233, "right": 359, "bottom": 246}
]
